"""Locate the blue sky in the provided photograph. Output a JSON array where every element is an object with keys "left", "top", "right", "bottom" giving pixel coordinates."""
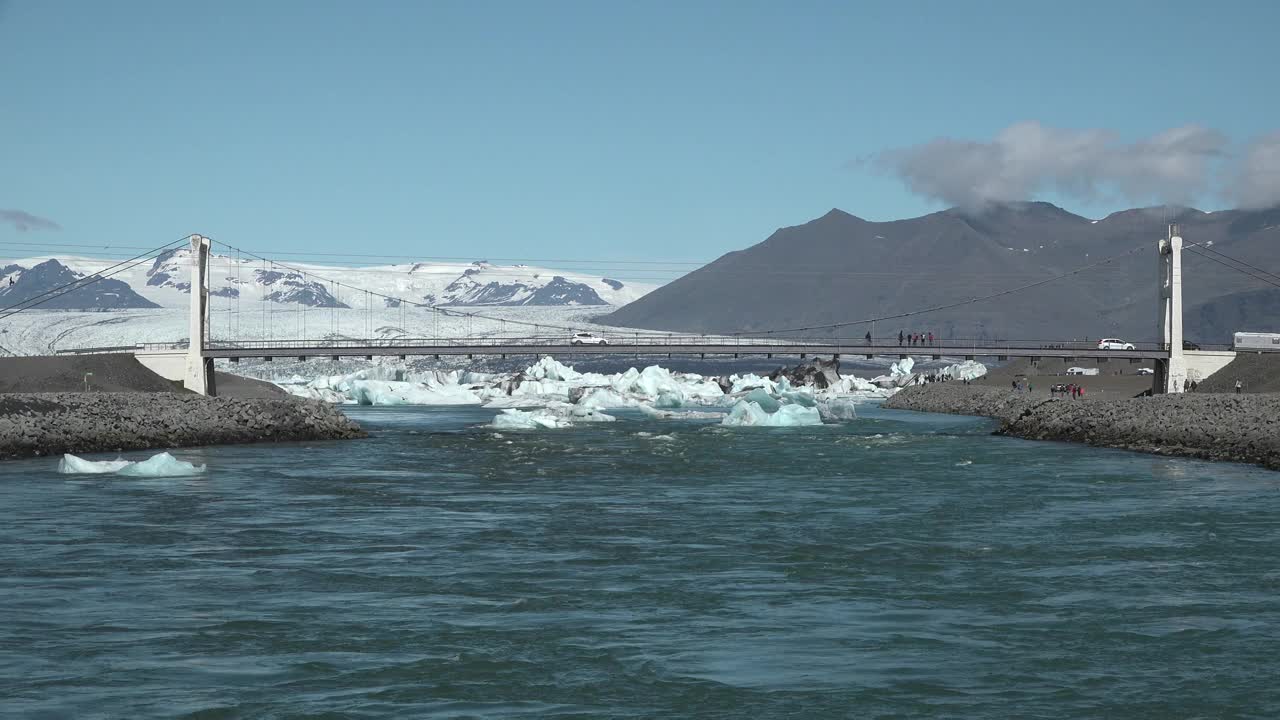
[{"left": 2, "top": 0, "right": 1277, "bottom": 269}]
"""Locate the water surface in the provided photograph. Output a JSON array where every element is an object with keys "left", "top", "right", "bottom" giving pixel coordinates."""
[{"left": 2, "top": 405, "right": 1278, "bottom": 718}]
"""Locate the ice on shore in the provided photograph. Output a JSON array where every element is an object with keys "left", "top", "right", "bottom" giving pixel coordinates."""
[{"left": 58, "top": 452, "right": 206, "bottom": 477}]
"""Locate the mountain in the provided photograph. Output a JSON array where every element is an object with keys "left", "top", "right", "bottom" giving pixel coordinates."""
[
  {"left": 601, "top": 202, "right": 1280, "bottom": 344},
  {"left": 0, "top": 250, "right": 654, "bottom": 311},
  {"left": 0, "top": 259, "right": 161, "bottom": 310}
]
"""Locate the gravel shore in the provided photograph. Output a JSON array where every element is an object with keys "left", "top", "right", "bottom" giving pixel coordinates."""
[
  {"left": 0, "top": 393, "right": 366, "bottom": 461},
  {"left": 884, "top": 384, "right": 1280, "bottom": 470}
]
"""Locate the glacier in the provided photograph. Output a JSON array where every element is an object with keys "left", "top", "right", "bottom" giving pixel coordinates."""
[{"left": 58, "top": 452, "right": 207, "bottom": 477}]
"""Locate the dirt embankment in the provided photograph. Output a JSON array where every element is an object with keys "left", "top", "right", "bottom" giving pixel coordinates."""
[
  {"left": 1193, "top": 353, "right": 1280, "bottom": 394},
  {"left": 884, "top": 384, "right": 1280, "bottom": 471},
  {"left": 0, "top": 354, "right": 286, "bottom": 398},
  {"left": 0, "top": 392, "right": 366, "bottom": 461}
]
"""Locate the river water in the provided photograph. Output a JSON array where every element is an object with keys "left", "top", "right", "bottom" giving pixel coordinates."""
[{"left": 3, "top": 404, "right": 1278, "bottom": 718}]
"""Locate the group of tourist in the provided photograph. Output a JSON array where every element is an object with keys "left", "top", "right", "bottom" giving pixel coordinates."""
[
  {"left": 1051, "top": 383, "right": 1086, "bottom": 399},
  {"left": 897, "top": 330, "right": 935, "bottom": 347}
]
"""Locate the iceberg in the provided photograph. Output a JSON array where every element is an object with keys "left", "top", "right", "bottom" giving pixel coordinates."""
[
  {"left": 349, "top": 379, "right": 483, "bottom": 406},
  {"left": 889, "top": 357, "right": 915, "bottom": 377},
  {"left": 492, "top": 408, "right": 575, "bottom": 430},
  {"left": 490, "top": 403, "right": 617, "bottom": 429},
  {"left": 817, "top": 399, "right": 858, "bottom": 422},
  {"left": 744, "top": 387, "right": 782, "bottom": 413},
  {"left": 721, "top": 400, "right": 823, "bottom": 427},
  {"left": 57, "top": 455, "right": 133, "bottom": 474},
  {"left": 59, "top": 452, "right": 206, "bottom": 477},
  {"left": 938, "top": 360, "right": 987, "bottom": 382},
  {"left": 637, "top": 405, "right": 726, "bottom": 421}
]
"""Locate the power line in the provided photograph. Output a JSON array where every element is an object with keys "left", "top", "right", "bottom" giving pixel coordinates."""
[
  {"left": 1185, "top": 248, "right": 1280, "bottom": 291},
  {"left": 1186, "top": 243, "right": 1280, "bottom": 285}
]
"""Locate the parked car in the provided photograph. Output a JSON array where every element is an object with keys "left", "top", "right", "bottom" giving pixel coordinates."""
[
  {"left": 1097, "top": 338, "right": 1135, "bottom": 350},
  {"left": 1135, "top": 368, "right": 1154, "bottom": 375},
  {"left": 570, "top": 332, "right": 608, "bottom": 346},
  {"left": 1182, "top": 340, "right": 1201, "bottom": 350}
]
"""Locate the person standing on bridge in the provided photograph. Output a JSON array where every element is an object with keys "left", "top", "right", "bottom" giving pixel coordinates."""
[
  {"left": 865, "top": 331, "right": 872, "bottom": 345},
  {"left": 928, "top": 331, "right": 934, "bottom": 346},
  {"left": 898, "top": 330, "right": 904, "bottom": 346}
]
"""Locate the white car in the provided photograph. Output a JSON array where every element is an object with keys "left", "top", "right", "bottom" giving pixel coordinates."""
[
  {"left": 1135, "top": 368, "right": 1154, "bottom": 375},
  {"left": 570, "top": 332, "right": 608, "bottom": 346},
  {"left": 1097, "top": 338, "right": 1135, "bottom": 350}
]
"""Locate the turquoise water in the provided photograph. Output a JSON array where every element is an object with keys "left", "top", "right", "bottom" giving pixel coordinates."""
[{"left": 3, "top": 404, "right": 1278, "bottom": 718}]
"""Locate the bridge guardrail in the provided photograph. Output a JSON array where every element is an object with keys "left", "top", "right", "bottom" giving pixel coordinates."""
[
  {"left": 54, "top": 335, "right": 1236, "bottom": 355},
  {"left": 197, "top": 336, "right": 1186, "bottom": 352}
]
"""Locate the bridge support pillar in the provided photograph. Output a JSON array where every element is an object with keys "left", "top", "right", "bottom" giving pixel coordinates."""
[
  {"left": 183, "top": 235, "right": 214, "bottom": 396},
  {"left": 1156, "top": 224, "right": 1187, "bottom": 394}
]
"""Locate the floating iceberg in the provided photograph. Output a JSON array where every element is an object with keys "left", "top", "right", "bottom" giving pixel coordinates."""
[
  {"left": 57, "top": 455, "right": 133, "bottom": 474},
  {"left": 348, "top": 379, "right": 483, "bottom": 406},
  {"left": 490, "top": 403, "right": 617, "bottom": 430},
  {"left": 58, "top": 452, "right": 206, "bottom": 477},
  {"left": 721, "top": 400, "right": 823, "bottom": 427},
  {"left": 817, "top": 399, "right": 858, "bottom": 422},
  {"left": 492, "top": 408, "right": 575, "bottom": 430}
]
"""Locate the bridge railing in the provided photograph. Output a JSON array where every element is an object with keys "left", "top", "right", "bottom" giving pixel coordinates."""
[
  {"left": 56, "top": 335, "right": 1234, "bottom": 355},
  {"left": 197, "top": 336, "right": 1186, "bottom": 351}
]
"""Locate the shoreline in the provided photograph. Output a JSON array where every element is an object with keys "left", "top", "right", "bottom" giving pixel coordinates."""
[
  {"left": 883, "top": 384, "right": 1280, "bottom": 471},
  {"left": 0, "top": 393, "right": 366, "bottom": 461}
]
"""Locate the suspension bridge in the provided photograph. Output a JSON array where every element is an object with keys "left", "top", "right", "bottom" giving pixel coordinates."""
[{"left": 16, "top": 224, "right": 1261, "bottom": 396}]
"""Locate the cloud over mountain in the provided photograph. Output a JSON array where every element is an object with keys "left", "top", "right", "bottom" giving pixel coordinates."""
[
  {"left": 1227, "top": 131, "right": 1280, "bottom": 209},
  {"left": 868, "top": 122, "right": 1227, "bottom": 209}
]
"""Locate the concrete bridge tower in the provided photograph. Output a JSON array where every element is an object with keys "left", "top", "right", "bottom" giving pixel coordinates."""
[
  {"left": 1156, "top": 223, "right": 1187, "bottom": 394},
  {"left": 183, "top": 235, "right": 215, "bottom": 396}
]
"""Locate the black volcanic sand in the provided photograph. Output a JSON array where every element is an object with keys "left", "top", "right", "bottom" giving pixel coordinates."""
[
  {"left": 1193, "top": 353, "right": 1280, "bottom": 394},
  {"left": 970, "top": 357, "right": 1154, "bottom": 399},
  {"left": 884, "top": 384, "right": 1280, "bottom": 471},
  {"left": 0, "top": 392, "right": 366, "bottom": 461},
  {"left": 0, "top": 355, "right": 286, "bottom": 398}
]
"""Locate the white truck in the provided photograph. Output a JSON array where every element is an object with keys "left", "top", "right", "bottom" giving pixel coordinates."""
[{"left": 1233, "top": 332, "right": 1280, "bottom": 352}]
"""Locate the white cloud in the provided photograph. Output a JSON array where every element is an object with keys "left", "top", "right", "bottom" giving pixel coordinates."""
[
  {"left": 868, "top": 121, "right": 1226, "bottom": 209},
  {"left": 1226, "top": 131, "right": 1280, "bottom": 209}
]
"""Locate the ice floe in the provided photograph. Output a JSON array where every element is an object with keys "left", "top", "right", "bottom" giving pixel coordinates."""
[
  {"left": 58, "top": 452, "right": 206, "bottom": 477},
  {"left": 273, "top": 354, "right": 973, "bottom": 430},
  {"left": 722, "top": 400, "right": 823, "bottom": 427}
]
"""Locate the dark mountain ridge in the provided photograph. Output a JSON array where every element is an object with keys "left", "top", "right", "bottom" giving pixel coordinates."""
[{"left": 602, "top": 202, "right": 1280, "bottom": 344}]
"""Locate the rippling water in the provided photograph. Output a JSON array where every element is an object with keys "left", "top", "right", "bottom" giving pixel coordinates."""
[{"left": 3, "top": 404, "right": 1279, "bottom": 718}]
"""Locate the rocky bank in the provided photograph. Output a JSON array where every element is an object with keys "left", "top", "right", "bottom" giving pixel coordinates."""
[
  {"left": 884, "top": 384, "right": 1280, "bottom": 471},
  {"left": 0, "top": 393, "right": 366, "bottom": 461}
]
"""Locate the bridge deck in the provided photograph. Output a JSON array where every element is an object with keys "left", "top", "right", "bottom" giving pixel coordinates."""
[{"left": 191, "top": 342, "right": 1174, "bottom": 361}]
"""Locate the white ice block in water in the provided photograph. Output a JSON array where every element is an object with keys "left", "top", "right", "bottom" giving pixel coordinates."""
[
  {"left": 817, "top": 399, "right": 858, "bottom": 422},
  {"left": 491, "top": 404, "right": 616, "bottom": 430},
  {"left": 721, "top": 400, "right": 823, "bottom": 427},
  {"left": 58, "top": 452, "right": 206, "bottom": 477},
  {"left": 58, "top": 455, "right": 133, "bottom": 474}
]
